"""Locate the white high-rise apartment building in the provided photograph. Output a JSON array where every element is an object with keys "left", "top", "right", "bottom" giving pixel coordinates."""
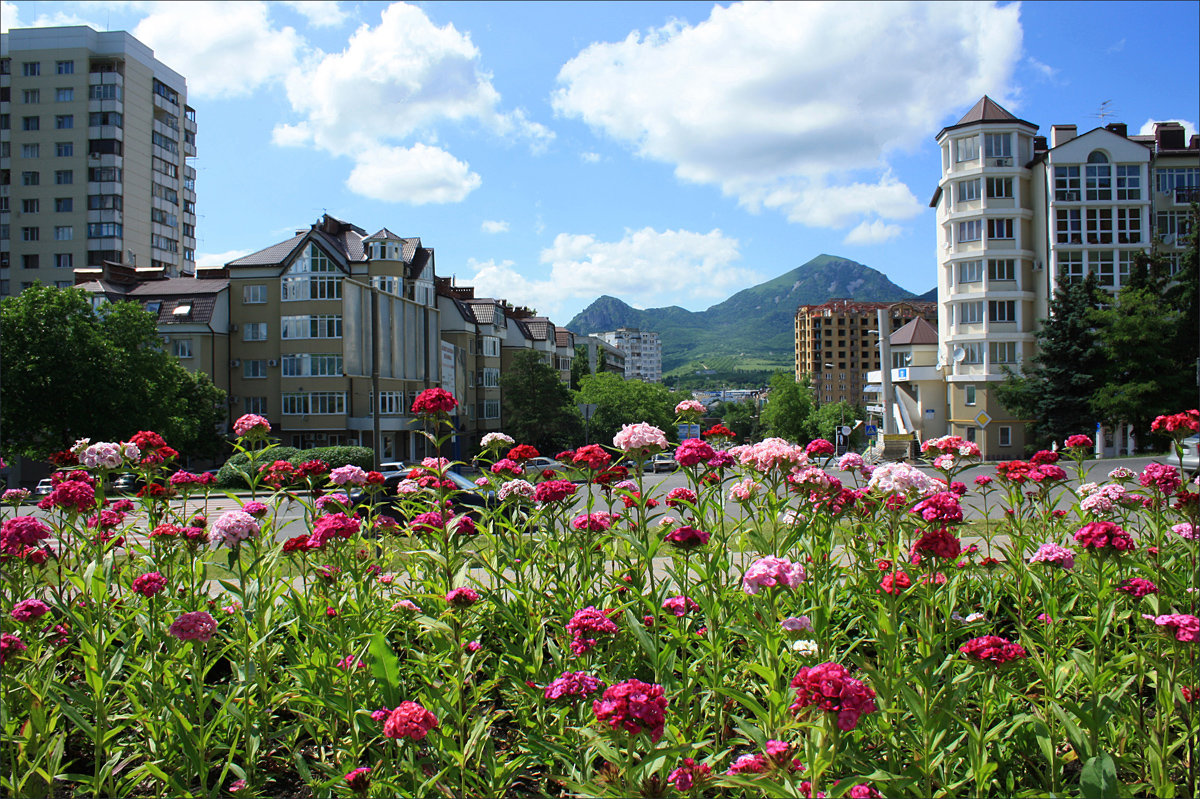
[
  {"left": 600, "top": 327, "right": 663, "bottom": 382},
  {"left": 0, "top": 26, "right": 196, "bottom": 296},
  {"left": 932, "top": 96, "right": 1198, "bottom": 458}
]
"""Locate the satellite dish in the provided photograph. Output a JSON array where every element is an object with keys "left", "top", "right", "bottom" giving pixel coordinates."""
[
  {"left": 903, "top": 353, "right": 913, "bottom": 366},
  {"left": 952, "top": 346, "right": 966, "bottom": 363}
]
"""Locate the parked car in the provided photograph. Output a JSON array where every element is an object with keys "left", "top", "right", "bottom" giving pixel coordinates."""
[
  {"left": 351, "top": 469, "right": 506, "bottom": 523},
  {"left": 644, "top": 453, "right": 676, "bottom": 473},
  {"left": 524, "top": 456, "right": 569, "bottom": 477},
  {"left": 1179, "top": 434, "right": 1200, "bottom": 473},
  {"left": 34, "top": 478, "right": 54, "bottom": 496},
  {"left": 378, "top": 461, "right": 407, "bottom": 473},
  {"left": 111, "top": 473, "right": 146, "bottom": 494}
]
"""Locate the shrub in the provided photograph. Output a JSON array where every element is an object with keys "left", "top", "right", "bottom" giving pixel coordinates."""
[
  {"left": 215, "top": 446, "right": 302, "bottom": 488},
  {"left": 302, "top": 446, "right": 373, "bottom": 471}
]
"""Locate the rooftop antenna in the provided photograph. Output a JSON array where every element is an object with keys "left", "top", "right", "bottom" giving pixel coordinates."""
[{"left": 1091, "top": 100, "right": 1119, "bottom": 124}]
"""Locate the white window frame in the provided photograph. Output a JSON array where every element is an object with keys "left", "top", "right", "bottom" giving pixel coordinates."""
[
  {"left": 990, "top": 341, "right": 1018, "bottom": 364},
  {"left": 964, "top": 384, "right": 977, "bottom": 406},
  {"left": 955, "top": 136, "right": 979, "bottom": 163},
  {"left": 242, "top": 284, "right": 266, "bottom": 304},
  {"left": 956, "top": 179, "right": 980, "bottom": 203},
  {"left": 957, "top": 220, "right": 982, "bottom": 243},
  {"left": 957, "top": 260, "right": 983, "bottom": 284},
  {"left": 959, "top": 301, "right": 984, "bottom": 325},
  {"left": 984, "top": 133, "right": 1011, "bottom": 159},
  {"left": 998, "top": 426, "right": 1012, "bottom": 447},
  {"left": 988, "top": 300, "right": 1015, "bottom": 323},
  {"left": 243, "top": 360, "right": 268, "bottom": 379},
  {"left": 988, "top": 259, "right": 1015, "bottom": 282},
  {"left": 986, "top": 177, "right": 1013, "bottom": 198},
  {"left": 1054, "top": 166, "right": 1081, "bottom": 201},
  {"left": 1116, "top": 165, "right": 1141, "bottom": 200},
  {"left": 173, "top": 338, "right": 193, "bottom": 358},
  {"left": 242, "top": 322, "right": 268, "bottom": 342}
]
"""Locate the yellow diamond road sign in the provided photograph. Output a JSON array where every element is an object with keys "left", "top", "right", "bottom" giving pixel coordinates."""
[{"left": 975, "top": 411, "right": 992, "bottom": 427}]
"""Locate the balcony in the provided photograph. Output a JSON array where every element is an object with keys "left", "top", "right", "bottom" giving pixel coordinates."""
[
  {"left": 87, "top": 72, "right": 123, "bottom": 90},
  {"left": 1176, "top": 187, "right": 1200, "bottom": 205},
  {"left": 87, "top": 125, "right": 122, "bottom": 142},
  {"left": 87, "top": 209, "right": 123, "bottom": 225}
]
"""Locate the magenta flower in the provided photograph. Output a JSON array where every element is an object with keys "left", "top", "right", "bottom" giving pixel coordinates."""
[
  {"left": 1118, "top": 578, "right": 1158, "bottom": 599},
  {"left": 131, "top": 572, "right": 168, "bottom": 597},
  {"left": 2, "top": 633, "right": 28, "bottom": 665},
  {"left": 726, "top": 753, "right": 768, "bottom": 775},
  {"left": 960, "top": 635, "right": 1028, "bottom": 665},
  {"left": 566, "top": 606, "right": 619, "bottom": 656},
  {"left": 790, "top": 662, "right": 877, "bottom": 731},
  {"left": 674, "top": 438, "right": 715, "bottom": 468},
  {"left": 307, "top": 512, "right": 361, "bottom": 548},
  {"left": 571, "top": 512, "right": 615, "bottom": 532},
  {"left": 168, "top": 611, "right": 218, "bottom": 643},
  {"left": 543, "top": 671, "right": 606, "bottom": 701},
  {"left": 1, "top": 516, "right": 51, "bottom": 555},
  {"left": 806, "top": 438, "right": 835, "bottom": 457},
  {"left": 344, "top": 767, "right": 371, "bottom": 794},
  {"left": 668, "top": 758, "right": 712, "bottom": 791},
  {"left": 209, "top": 510, "right": 260, "bottom": 548},
  {"left": 410, "top": 387, "right": 457, "bottom": 416},
  {"left": 1073, "top": 521, "right": 1135, "bottom": 554},
  {"left": 445, "top": 587, "right": 480, "bottom": 607},
  {"left": 384, "top": 701, "right": 439, "bottom": 740},
  {"left": 233, "top": 413, "right": 271, "bottom": 438},
  {"left": 662, "top": 595, "right": 700, "bottom": 617},
  {"left": 1150, "top": 614, "right": 1199, "bottom": 643},
  {"left": 664, "top": 524, "right": 710, "bottom": 550},
  {"left": 10, "top": 598, "right": 51, "bottom": 623},
  {"left": 742, "top": 556, "right": 806, "bottom": 594},
  {"left": 593, "top": 678, "right": 668, "bottom": 741}
]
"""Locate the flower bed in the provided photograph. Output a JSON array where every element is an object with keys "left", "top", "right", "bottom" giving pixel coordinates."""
[{"left": 1, "top": 408, "right": 1198, "bottom": 798}]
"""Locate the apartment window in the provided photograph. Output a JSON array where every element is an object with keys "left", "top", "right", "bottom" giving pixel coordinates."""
[
  {"left": 151, "top": 235, "right": 178, "bottom": 252},
  {"left": 243, "top": 360, "right": 267, "bottom": 379},
  {"left": 183, "top": 200, "right": 196, "bottom": 214},
  {"left": 245, "top": 397, "right": 268, "bottom": 415},
  {"left": 173, "top": 339, "right": 193, "bottom": 359},
  {"left": 152, "top": 156, "right": 178, "bottom": 179},
  {"left": 990, "top": 341, "right": 1018, "bottom": 364},
  {"left": 55, "top": 88, "right": 74, "bottom": 102},
  {"left": 89, "top": 84, "right": 121, "bottom": 101},
  {"left": 370, "top": 275, "right": 401, "bottom": 295},
  {"left": 89, "top": 111, "right": 123, "bottom": 128},
  {"left": 957, "top": 260, "right": 983, "bottom": 283},
  {"left": 54, "top": 253, "right": 73, "bottom": 268},
  {"left": 183, "top": 224, "right": 195, "bottom": 238},
  {"left": 962, "top": 344, "right": 984, "bottom": 364},
  {"left": 21, "top": 199, "right": 39, "bottom": 213},
  {"left": 22, "top": 89, "right": 40, "bottom": 104},
  {"left": 87, "top": 222, "right": 122, "bottom": 238},
  {"left": 1154, "top": 167, "right": 1199, "bottom": 193},
  {"left": 21, "top": 171, "right": 39, "bottom": 186},
  {"left": 22, "top": 116, "right": 40, "bottom": 131},
  {"left": 1091, "top": 251, "right": 1115, "bottom": 287},
  {"left": 482, "top": 336, "right": 501, "bottom": 357},
  {"left": 376, "top": 391, "right": 404, "bottom": 415},
  {"left": 88, "top": 194, "right": 122, "bottom": 210},
  {"left": 483, "top": 399, "right": 501, "bottom": 419},
  {"left": 243, "top": 284, "right": 266, "bottom": 304},
  {"left": 1054, "top": 166, "right": 1081, "bottom": 201},
  {"left": 153, "top": 79, "right": 180, "bottom": 106},
  {"left": 1117, "top": 251, "right": 1136, "bottom": 286},
  {"left": 151, "top": 208, "right": 178, "bottom": 227},
  {"left": 54, "top": 170, "right": 73, "bottom": 185},
  {"left": 21, "top": 143, "right": 40, "bottom": 158},
  {"left": 281, "top": 245, "right": 342, "bottom": 301},
  {"left": 55, "top": 115, "right": 74, "bottom": 130},
  {"left": 56, "top": 142, "right": 74, "bottom": 157},
  {"left": 22, "top": 254, "right": 39, "bottom": 269},
  {"left": 955, "top": 136, "right": 979, "bottom": 162},
  {"left": 54, "top": 226, "right": 73, "bottom": 241},
  {"left": 89, "top": 167, "right": 123, "bottom": 183},
  {"left": 1156, "top": 211, "right": 1193, "bottom": 243},
  {"left": 1057, "top": 251, "right": 1084, "bottom": 282},
  {"left": 21, "top": 227, "right": 40, "bottom": 242},
  {"left": 988, "top": 259, "right": 1016, "bottom": 282},
  {"left": 1116, "top": 208, "right": 1141, "bottom": 243},
  {"left": 984, "top": 133, "right": 1011, "bottom": 160},
  {"left": 22, "top": 62, "right": 41, "bottom": 77},
  {"left": 986, "top": 177, "right": 1013, "bottom": 198},
  {"left": 280, "top": 314, "right": 342, "bottom": 339},
  {"left": 957, "top": 220, "right": 982, "bottom": 242},
  {"left": 1056, "top": 209, "right": 1082, "bottom": 244},
  {"left": 151, "top": 184, "right": 177, "bottom": 204},
  {"left": 282, "top": 392, "right": 346, "bottom": 415},
  {"left": 987, "top": 218, "right": 1014, "bottom": 240},
  {"left": 956, "top": 179, "right": 980, "bottom": 203},
  {"left": 281, "top": 353, "right": 342, "bottom": 377},
  {"left": 243, "top": 323, "right": 268, "bottom": 342},
  {"left": 1116, "top": 165, "right": 1141, "bottom": 200},
  {"left": 989, "top": 300, "right": 1015, "bottom": 323},
  {"left": 89, "top": 139, "right": 122, "bottom": 156},
  {"left": 0, "top": 115, "right": 8, "bottom": 130},
  {"left": 965, "top": 385, "right": 977, "bottom": 406},
  {"left": 152, "top": 131, "right": 178, "bottom": 154},
  {"left": 1085, "top": 152, "right": 1112, "bottom": 200},
  {"left": 482, "top": 367, "right": 501, "bottom": 388},
  {"left": 959, "top": 301, "right": 983, "bottom": 324},
  {"left": 998, "top": 426, "right": 1012, "bottom": 447},
  {"left": 56, "top": 60, "right": 74, "bottom": 75}
]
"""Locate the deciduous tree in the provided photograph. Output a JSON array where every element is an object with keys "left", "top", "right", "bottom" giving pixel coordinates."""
[{"left": 500, "top": 350, "right": 580, "bottom": 452}]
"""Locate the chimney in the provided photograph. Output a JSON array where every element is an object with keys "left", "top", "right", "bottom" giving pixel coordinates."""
[
  {"left": 1051, "top": 125, "right": 1077, "bottom": 147},
  {"left": 1104, "top": 122, "right": 1127, "bottom": 138},
  {"left": 1033, "top": 135, "right": 1048, "bottom": 152},
  {"left": 1155, "top": 122, "right": 1186, "bottom": 151}
]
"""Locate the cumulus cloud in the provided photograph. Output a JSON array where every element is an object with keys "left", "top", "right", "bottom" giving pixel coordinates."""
[
  {"left": 280, "top": 0, "right": 349, "bottom": 28},
  {"left": 2, "top": 1, "right": 100, "bottom": 31},
  {"left": 581, "top": 151, "right": 601, "bottom": 163},
  {"left": 481, "top": 220, "right": 510, "bottom": 233},
  {"left": 553, "top": 1, "right": 1023, "bottom": 234},
  {"left": 195, "top": 248, "right": 254, "bottom": 267},
  {"left": 345, "top": 144, "right": 481, "bottom": 203},
  {"left": 1139, "top": 118, "right": 1197, "bottom": 139},
  {"left": 273, "top": 2, "right": 551, "bottom": 203},
  {"left": 844, "top": 220, "right": 904, "bottom": 245},
  {"left": 465, "top": 227, "right": 755, "bottom": 316},
  {"left": 132, "top": 1, "right": 307, "bottom": 99}
]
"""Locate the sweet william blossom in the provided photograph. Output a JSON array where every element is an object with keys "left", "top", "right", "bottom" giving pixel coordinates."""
[{"left": 613, "top": 422, "right": 668, "bottom": 456}]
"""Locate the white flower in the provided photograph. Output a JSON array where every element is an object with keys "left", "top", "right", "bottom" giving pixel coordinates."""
[{"left": 791, "top": 639, "right": 818, "bottom": 656}]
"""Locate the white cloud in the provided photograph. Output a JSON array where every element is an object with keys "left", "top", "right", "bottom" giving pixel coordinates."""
[
  {"left": 843, "top": 219, "right": 904, "bottom": 245},
  {"left": 481, "top": 220, "right": 510, "bottom": 233},
  {"left": 132, "top": 1, "right": 307, "bottom": 99},
  {"left": 581, "top": 151, "right": 601, "bottom": 163},
  {"left": 195, "top": 248, "right": 254, "bottom": 267},
  {"left": 2, "top": 1, "right": 100, "bottom": 31},
  {"left": 1139, "top": 118, "right": 1197, "bottom": 139},
  {"left": 553, "top": 1, "right": 1022, "bottom": 232},
  {"left": 465, "top": 227, "right": 754, "bottom": 316},
  {"left": 345, "top": 144, "right": 481, "bottom": 204},
  {"left": 1026, "top": 56, "right": 1058, "bottom": 81},
  {"left": 280, "top": 0, "right": 349, "bottom": 28},
  {"left": 273, "top": 2, "right": 551, "bottom": 203}
]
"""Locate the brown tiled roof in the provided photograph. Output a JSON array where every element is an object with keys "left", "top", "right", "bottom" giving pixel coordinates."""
[
  {"left": 465, "top": 300, "right": 500, "bottom": 324},
  {"left": 128, "top": 277, "right": 229, "bottom": 297},
  {"left": 523, "top": 317, "right": 553, "bottom": 341},
  {"left": 365, "top": 227, "right": 405, "bottom": 242},
  {"left": 889, "top": 317, "right": 939, "bottom": 345},
  {"left": 228, "top": 233, "right": 306, "bottom": 267},
  {"left": 555, "top": 329, "right": 573, "bottom": 347},
  {"left": 937, "top": 95, "right": 1037, "bottom": 138}
]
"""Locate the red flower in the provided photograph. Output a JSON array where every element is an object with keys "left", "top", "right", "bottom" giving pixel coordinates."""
[
  {"left": 664, "top": 525, "right": 710, "bottom": 550},
  {"left": 592, "top": 679, "right": 668, "bottom": 742},
  {"left": 1151, "top": 410, "right": 1200, "bottom": 435},
  {"left": 411, "top": 388, "right": 457, "bottom": 416},
  {"left": 1074, "top": 520, "right": 1135, "bottom": 554},
  {"left": 806, "top": 439, "right": 835, "bottom": 457},
  {"left": 572, "top": 444, "right": 612, "bottom": 471},
  {"left": 534, "top": 480, "right": 578, "bottom": 503},
  {"left": 960, "top": 635, "right": 1027, "bottom": 665},
  {"left": 506, "top": 444, "right": 540, "bottom": 462},
  {"left": 789, "top": 662, "right": 877, "bottom": 731},
  {"left": 383, "top": 701, "right": 439, "bottom": 740},
  {"left": 702, "top": 424, "right": 736, "bottom": 441}
]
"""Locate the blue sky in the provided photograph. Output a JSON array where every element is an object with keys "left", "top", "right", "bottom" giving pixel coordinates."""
[{"left": 4, "top": 1, "right": 1197, "bottom": 323}]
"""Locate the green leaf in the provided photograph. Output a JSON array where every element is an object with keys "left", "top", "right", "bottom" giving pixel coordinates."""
[
  {"left": 368, "top": 632, "right": 403, "bottom": 709},
  {"left": 1080, "top": 752, "right": 1117, "bottom": 799}
]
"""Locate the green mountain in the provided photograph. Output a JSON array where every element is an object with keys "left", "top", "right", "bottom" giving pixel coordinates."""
[{"left": 566, "top": 254, "right": 923, "bottom": 374}]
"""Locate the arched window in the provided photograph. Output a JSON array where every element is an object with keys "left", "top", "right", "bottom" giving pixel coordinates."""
[
  {"left": 1086, "top": 152, "right": 1112, "bottom": 200},
  {"left": 1087, "top": 150, "right": 1109, "bottom": 164}
]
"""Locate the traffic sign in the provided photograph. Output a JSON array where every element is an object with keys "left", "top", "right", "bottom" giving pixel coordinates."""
[
  {"left": 864, "top": 424, "right": 878, "bottom": 435},
  {"left": 974, "top": 411, "right": 991, "bottom": 427}
]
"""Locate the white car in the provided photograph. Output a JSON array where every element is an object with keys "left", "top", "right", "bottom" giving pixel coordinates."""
[
  {"left": 34, "top": 478, "right": 54, "bottom": 496},
  {"left": 1179, "top": 435, "right": 1199, "bottom": 473},
  {"left": 645, "top": 453, "right": 676, "bottom": 473},
  {"left": 525, "top": 456, "right": 568, "bottom": 476}
]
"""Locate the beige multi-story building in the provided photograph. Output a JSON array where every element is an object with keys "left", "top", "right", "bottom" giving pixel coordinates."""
[
  {"left": 794, "top": 299, "right": 937, "bottom": 406},
  {"left": 599, "top": 327, "right": 662, "bottom": 382},
  {"left": 579, "top": 334, "right": 627, "bottom": 377},
  {"left": 929, "top": 96, "right": 1198, "bottom": 458},
  {"left": 1, "top": 26, "right": 196, "bottom": 296}
]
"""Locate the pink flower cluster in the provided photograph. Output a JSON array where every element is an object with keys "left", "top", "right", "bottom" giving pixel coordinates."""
[
  {"left": 480, "top": 432, "right": 515, "bottom": 449},
  {"left": 1073, "top": 521, "right": 1135, "bottom": 553},
  {"left": 534, "top": 480, "right": 578, "bottom": 503},
  {"left": 1139, "top": 462, "right": 1182, "bottom": 496},
  {"left": 731, "top": 438, "right": 808, "bottom": 474},
  {"left": 308, "top": 512, "right": 361, "bottom": 548},
  {"left": 131, "top": 572, "right": 168, "bottom": 597},
  {"left": 1173, "top": 522, "right": 1198, "bottom": 540},
  {"left": 612, "top": 422, "right": 668, "bottom": 456},
  {"left": 497, "top": 479, "right": 536, "bottom": 502},
  {"left": 743, "top": 556, "right": 806, "bottom": 594},
  {"left": 1118, "top": 578, "right": 1158, "bottom": 599},
  {"left": 330, "top": 465, "right": 368, "bottom": 486},
  {"left": 2, "top": 633, "right": 27, "bottom": 665},
  {"left": 674, "top": 438, "right": 715, "bottom": 468},
  {"left": 960, "top": 635, "right": 1028, "bottom": 665},
  {"left": 209, "top": 510, "right": 260, "bottom": 548},
  {"left": 921, "top": 435, "right": 981, "bottom": 458},
  {"left": 1064, "top": 434, "right": 1093, "bottom": 449},
  {"left": 445, "top": 587, "right": 480, "bottom": 607},
  {"left": 383, "top": 701, "right": 439, "bottom": 740},
  {"left": 837, "top": 452, "right": 866, "bottom": 472},
  {"left": 675, "top": 399, "right": 706, "bottom": 416},
  {"left": 592, "top": 679, "right": 668, "bottom": 741},
  {"left": 168, "top": 611, "right": 218, "bottom": 643},
  {"left": 232, "top": 413, "right": 271, "bottom": 437},
  {"left": 10, "top": 598, "right": 51, "bottom": 622},
  {"left": 1030, "top": 542, "right": 1076, "bottom": 569},
  {"left": 866, "top": 462, "right": 941, "bottom": 497},
  {"left": 571, "top": 512, "right": 615, "bottom": 532},
  {"left": 566, "top": 606, "right": 619, "bottom": 656},
  {"left": 662, "top": 595, "right": 700, "bottom": 617},
  {"left": 729, "top": 478, "right": 762, "bottom": 502},
  {"left": 789, "top": 662, "right": 877, "bottom": 731},
  {"left": 1, "top": 516, "right": 51, "bottom": 555},
  {"left": 910, "top": 491, "right": 963, "bottom": 523},
  {"left": 1149, "top": 614, "right": 1199, "bottom": 643},
  {"left": 910, "top": 528, "right": 962, "bottom": 560},
  {"left": 664, "top": 524, "right": 710, "bottom": 550},
  {"left": 666, "top": 487, "right": 697, "bottom": 507},
  {"left": 543, "top": 671, "right": 605, "bottom": 701},
  {"left": 490, "top": 458, "right": 524, "bottom": 476},
  {"left": 667, "top": 758, "right": 712, "bottom": 791}
]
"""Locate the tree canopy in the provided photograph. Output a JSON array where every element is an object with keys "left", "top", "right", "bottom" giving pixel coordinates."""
[
  {"left": 500, "top": 350, "right": 581, "bottom": 452},
  {"left": 1, "top": 285, "right": 227, "bottom": 460},
  {"left": 574, "top": 372, "right": 683, "bottom": 446},
  {"left": 759, "top": 371, "right": 816, "bottom": 443}
]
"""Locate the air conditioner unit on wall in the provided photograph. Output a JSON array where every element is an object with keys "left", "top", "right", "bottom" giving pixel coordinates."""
[
  {"left": 268, "top": 359, "right": 278, "bottom": 367},
  {"left": 230, "top": 359, "right": 240, "bottom": 368},
  {"left": 229, "top": 323, "right": 238, "bottom": 332},
  {"left": 229, "top": 395, "right": 240, "bottom": 404}
]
